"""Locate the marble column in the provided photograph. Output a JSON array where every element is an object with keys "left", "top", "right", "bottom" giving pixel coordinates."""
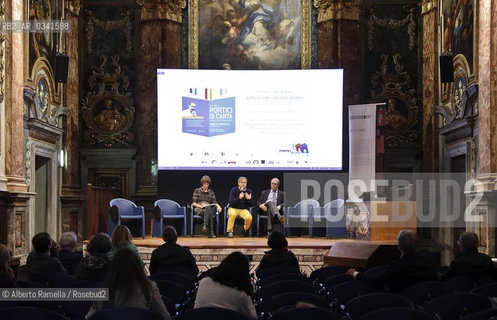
[
  {"left": 477, "top": 0, "right": 497, "bottom": 178},
  {"left": 422, "top": 0, "right": 439, "bottom": 173},
  {"left": 4, "top": 0, "right": 27, "bottom": 192},
  {"left": 136, "top": 0, "right": 185, "bottom": 196},
  {"left": 315, "top": 0, "right": 361, "bottom": 106},
  {"left": 63, "top": 0, "right": 82, "bottom": 196}
]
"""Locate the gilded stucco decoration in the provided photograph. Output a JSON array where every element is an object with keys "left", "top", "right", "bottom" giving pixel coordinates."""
[
  {"left": 434, "top": 55, "right": 476, "bottom": 126},
  {"left": 85, "top": 10, "right": 133, "bottom": 54},
  {"left": 313, "top": 0, "right": 360, "bottom": 23},
  {"left": 0, "top": 0, "right": 5, "bottom": 103},
  {"left": 369, "top": 53, "right": 419, "bottom": 148},
  {"left": 65, "top": 0, "right": 81, "bottom": 16},
  {"left": 368, "top": 6, "right": 417, "bottom": 51},
  {"left": 81, "top": 55, "right": 135, "bottom": 147},
  {"left": 24, "top": 58, "right": 69, "bottom": 127},
  {"left": 137, "top": 0, "right": 186, "bottom": 23},
  {"left": 421, "top": 0, "right": 437, "bottom": 14}
]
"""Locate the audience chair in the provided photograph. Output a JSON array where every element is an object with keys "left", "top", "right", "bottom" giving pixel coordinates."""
[
  {"left": 256, "top": 266, "right": 301, "bottom": 282},
  {"left": 328, "top": 280, "right": 379, "bottom": 308},
  {"left": 444, "top": 274, "right": 495, "bottom": 292},
  {"left": 87, "top": 307, "right": 163, "bottom": 320},
  {"left": 0, "top": 301, "right": 19, "bottom": 310},
  {"left": 189, "top": 204, "right": 219, "bottom": 236},
  {"left": 470, "top": 281, "right": 497, "bottom": 297},
  {"left": 262, "top": 292, "right": 329, "bottom": 317},
  {"left": 260, "top": 279, "right": 320, "bottom": 301},
  {"left": 29, "top": 272, "right": 76, "bottom": 288},
  {"left": 363, "top": 265, "right": 389, "bottom": 276},
  {"left": 223, "top": 205, "right": 253, "bottom": 236},
  {"left": 259, "top": 273, "right": 309, "bottom": 288},
  {"left": 108, "top": 198, "right": 145, "bottom": 238},
  {"left": 345, "top": 292, "right": 413, "bottom": 320},
  {"left": 285, "top": 199, "right": 319, "bottom": 236},
  {"left": 152, "top": 199, "right": 187, "bottom": 237},
  {"left": 152, "top": 266, "right": 198, "bottom": 281},
  {"left": 461, "top": 308, "right": 497, "bottom": 320},
  {"left": 310, "top": 199, "right": 346, "bottom": 238},
  {"left": 424, "top": 293, "right": 492, "bottom": 320},
  {"left": 176, "top": 307, "right": 248, "bottom": 320},
  {"left": 154, "top": 280, "right": 188, "bottom": 308},
  {"left": 150, "top": 271, "right": 197, "bottom": 293},
  {"left": 161, "top": 295, "right": 178, "bottom": 318},
  {"left": 323, "top": 274, "right": 354, "bottom": 296},
  {"left": 310, "top": 265, "right": 348, "bottom": 284},
  {"left": 360, "top": 307, "right": 437, "bottom": 320},
  {"left": 270, "top": 307, "right": 342, "bottom": 320},
  {"left": 398, "top": 281, "right": 454, "bottom": 307},
  {"left": 0, "top": 306, "right": 69, "bottom": 320}
]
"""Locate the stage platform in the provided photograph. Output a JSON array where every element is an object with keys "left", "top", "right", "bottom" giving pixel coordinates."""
[{"left": 130, "top": 236, "right": 397, "bottom": 275}]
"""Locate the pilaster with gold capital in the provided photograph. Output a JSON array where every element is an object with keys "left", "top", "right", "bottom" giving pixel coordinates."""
[
  {"left": 137, "top": 0, "right": 186, "bottom": 23},
  {"left": 421, "top": 0, "right": 437, "bottom": 15},
  {"left": 314, "top": 0, "right": 361, "bottom": 23}
]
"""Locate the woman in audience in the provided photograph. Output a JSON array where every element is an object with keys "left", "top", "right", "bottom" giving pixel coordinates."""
[
  {"left": 76, "top": 233, "right": 112, "bottom": 282},
  {"left": 85, "top": 247, "right": 170, "bottom": 320},
  {"left": 0, "top": 244, "right": 16, "bottom": 287},
  {"left": 195, "top": 251, "right": 256, "bottom": 320},
  {"left": 255, "top": 231, "right": 299, "bottom": 278},
  {"left": 107, "top": 225, "right": 142, "bottom": 264}
]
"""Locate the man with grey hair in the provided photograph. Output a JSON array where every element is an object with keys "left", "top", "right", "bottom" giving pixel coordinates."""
[
  {"left": 346, "top": 229, "right": 437, "bottom": 292},
  {"left": 226, "top": 176, "right": 253, "bottom": 238},
  {"left": 257, "top": 177, "right": 286, "bottom": 237},
  {"left": 58, "top": 232, "right": 82, "bottom": 275},
  {"left": 440, "top": 232, "right": 493, "bottom": 281}
]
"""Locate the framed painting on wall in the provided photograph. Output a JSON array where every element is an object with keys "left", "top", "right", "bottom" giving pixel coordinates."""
[
  {"left": 188, "top": 0, "right": 311, "bottom": 69},
  {"left": 440, "top": 0, "right": 475, "bottom": 74}
]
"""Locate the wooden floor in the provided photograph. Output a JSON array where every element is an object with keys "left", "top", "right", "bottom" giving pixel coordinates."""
[{"left": 133, "top": 236, "right": 398, "bottom": 249}]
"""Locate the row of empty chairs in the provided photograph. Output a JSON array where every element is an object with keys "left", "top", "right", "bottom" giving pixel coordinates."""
[{"left": 109, "top": 198, "right": 346, "bottom": 238}]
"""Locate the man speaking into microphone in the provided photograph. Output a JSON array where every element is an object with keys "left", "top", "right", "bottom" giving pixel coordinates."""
[{"left": 226, "top": 177, "right": 253, "bottom": 238}]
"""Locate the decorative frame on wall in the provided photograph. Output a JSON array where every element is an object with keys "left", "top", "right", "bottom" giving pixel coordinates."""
[
  {"left": 88, "top": 168, "right": 129, "bottom": 199},
  {"left": 188, "top": 0, "right": 311, "bottom": 69}
]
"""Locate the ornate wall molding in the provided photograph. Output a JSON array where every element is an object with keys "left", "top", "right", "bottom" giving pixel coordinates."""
[
  {"left": 137, "top": 0, "right": 186, "bottom": 23},
  {"left": 85, "top": 10, "right": 133, "bottom": 54},
  {"left": 65, "top": 0, "right": 81, "bottom": 16},
  {"left": 421, "top": 0, "right": 437, "bottom": 15},
  {"left": 81, "top": 55, "right": 135, "bottom": 147},
  {"left": 314, "top": 0, "right": 361, "bottom": 23},
  {"left": 368, "top": 6, "right": 417, "bottom": 51},
  {"left": 0, "top": 0, "right": 5, "bottom": 103}
]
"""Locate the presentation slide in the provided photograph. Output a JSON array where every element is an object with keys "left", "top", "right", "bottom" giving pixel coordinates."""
[{"left": 157, "top": 69, "right": 343, "bottom": 170}]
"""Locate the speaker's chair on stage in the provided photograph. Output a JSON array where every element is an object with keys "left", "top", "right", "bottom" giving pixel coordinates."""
[
  {"left": 223, "top": 204, "right": 253, "bottom": 236},
  {"left": 190, "top": 204, "right": 219, "bottom": 236},
  {"left": 284, "top": 199, "right": 319, "bottom": 236},
  {"left": 108, "top": 198, "right": 145, "bottom": 238},
  {"left": 152, "top": 199, "right": 187, "bottom": 237},
  {"left": 310, "top": 199, "right": 346, "bottom": 238}
]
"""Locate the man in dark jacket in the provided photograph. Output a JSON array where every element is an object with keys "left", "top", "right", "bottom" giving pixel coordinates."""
[
  {"left": 149, "top": 226, "right": 199, "bottom": 275},
  {"left": 346, "top": 229, "right": 438, "bottom": 292},
  {"left": 255, "top": 231, "right": 299, "bottom": 278},
  {"left": 76, "top": 232, "right": 112, "bottom": 282},
  {"left": 440, "top": 232, "right": 494, "bottom": 281},
  {"left": 26, "top": 232, "right": 67, "bottom": 275}
]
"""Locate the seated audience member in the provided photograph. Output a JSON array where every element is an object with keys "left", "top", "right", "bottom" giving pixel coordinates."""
[
  {"left": 226, "top": 176, "right": 253, "bottom": 238},
  {"left": 257, "top": 178, "right": 286, "bottom": 237},
  {"left": 149, "top": 226, "right": 198, "bottom": 275},
  {"left": 76, "top": 233, "right": 112, "bottom": 282},
  {"left": 192, "top": 175, "right": 222, "bottom": 238},
  {"left": 107, "top": 225, "right": 142, "bottom": 264},
  {"left": 195, "top": 251, "right": 256, "bottom": 320},
  {"left": 255, "top": 231, "right": 299, "bottom": 278},
  {"left": 26, "top": 232, "right": 66, "bottom": 275},
  {"left": 347, "top": 229, "right": 438, "bottom": 292},
  {"left": 85, "top": 247, "right": 170, "bottom": 320},
  {"left": 58, "top": 232, "right": 83, "bottom": 275},
  {"left": 0, "top": 244, "right": 16, "bottom": 288},
  {"left": 440, "top": 232, "right": 494, "bottom": 281}
]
